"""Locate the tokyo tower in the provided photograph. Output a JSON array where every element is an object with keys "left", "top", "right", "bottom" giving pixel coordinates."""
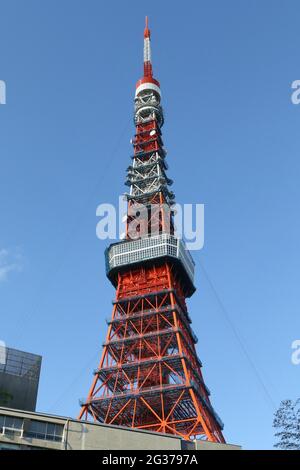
[{"left": 78, "top": 17, "right": 225, "bottom": 443}]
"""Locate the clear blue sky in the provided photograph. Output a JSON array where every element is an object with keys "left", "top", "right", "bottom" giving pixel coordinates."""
[{"left": 1, "top": 0, "right": 300, "bottom": 450}]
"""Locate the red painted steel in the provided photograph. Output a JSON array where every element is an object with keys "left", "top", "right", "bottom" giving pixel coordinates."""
[{"left": 78, "top": 18, "right": 225, "bottom": 443}]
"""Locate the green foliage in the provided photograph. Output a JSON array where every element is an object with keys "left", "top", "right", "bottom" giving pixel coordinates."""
[
  {"left": 273, "top": 399, "right": 300, "bottom": 450},
  {"left": 0, "top": 388, "right": 13, "bottom": 406}
]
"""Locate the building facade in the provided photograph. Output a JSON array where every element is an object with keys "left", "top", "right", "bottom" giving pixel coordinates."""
[
  {"left": 0, "top": 407, "right": 240, "bottom": 450},
  {"left": 0, "top": 347, "right": 41, "bottom": 412}
]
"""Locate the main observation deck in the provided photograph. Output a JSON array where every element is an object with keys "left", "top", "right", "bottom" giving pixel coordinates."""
[{"left": 105, "top": 234, "right": 196, "bottom": 297}]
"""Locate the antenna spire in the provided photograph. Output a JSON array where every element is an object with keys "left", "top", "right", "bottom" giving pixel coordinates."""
[
  {"left": 144, "top": 16, "right": 150, "bottom": 38},
  {"left": 143, "top": 16, "right": 152, "bottom": 77}
]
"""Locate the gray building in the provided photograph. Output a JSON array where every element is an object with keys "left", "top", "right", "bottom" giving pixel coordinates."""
[
  {"left": 0, "top": 348, "right": 41, "bottom": 412},
  {"left": 0, "top": 407, "right": 240, "bottom": 451}
]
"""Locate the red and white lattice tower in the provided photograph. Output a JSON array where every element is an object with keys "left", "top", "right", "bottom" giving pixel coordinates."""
[{"left": 78, "top": 18, "right": 225, "bottom": 443}]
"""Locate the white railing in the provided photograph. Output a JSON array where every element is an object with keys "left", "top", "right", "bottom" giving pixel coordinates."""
[{"left": 1, "top": 427, "right": 24, "bottom": 438}]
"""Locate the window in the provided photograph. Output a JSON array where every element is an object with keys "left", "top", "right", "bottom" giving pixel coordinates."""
[
  {"left": 25, "top": 420, "right": 64, "bottom": 442},
  {"left": 0, "top": 414, "right": 23, "bottom": 433},
  {"left": 0, "top": 443, "right": 21, "bottom": 450}
]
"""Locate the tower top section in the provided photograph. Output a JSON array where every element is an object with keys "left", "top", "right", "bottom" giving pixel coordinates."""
[
  {"left": 144, "top": 16, "right": 150, "bottom": 39},
  {"left": 135, "top": 17, "right": 161, "bottom": 99}
]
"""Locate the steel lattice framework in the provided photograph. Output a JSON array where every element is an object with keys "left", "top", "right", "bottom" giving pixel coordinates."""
[{"left": 78, "top": 18, "right": 225, "bottom": 443}]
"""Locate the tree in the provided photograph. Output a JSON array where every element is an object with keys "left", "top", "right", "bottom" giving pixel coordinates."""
[
  {"left": 0, "top": 388, "right": 13, "bottom": 407},
  {"left": 273, "top": 399, "right": 300, "bottom": 449}
]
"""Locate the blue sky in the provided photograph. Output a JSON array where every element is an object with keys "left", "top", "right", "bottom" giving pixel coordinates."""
[{"left": 1, "top": 0, "right": 300, "bottom": 450}]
